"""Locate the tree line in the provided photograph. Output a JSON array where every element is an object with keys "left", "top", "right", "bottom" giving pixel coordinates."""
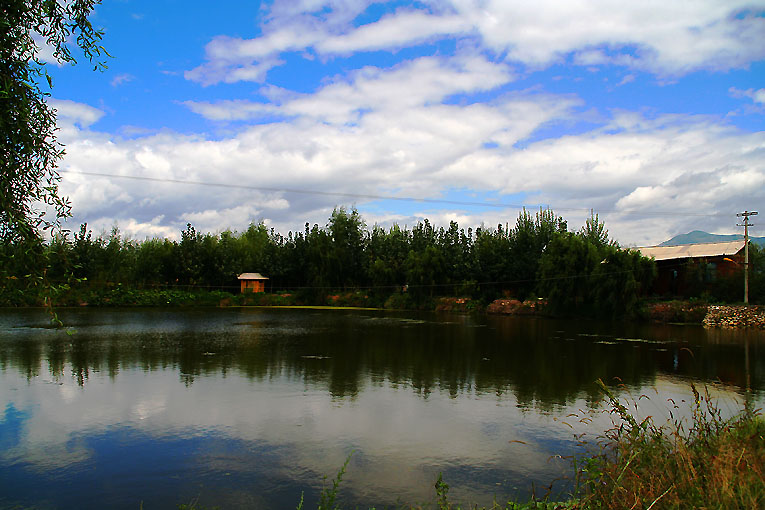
[{"left": 2, "top": 208, "right": 669, "bottom": 316}]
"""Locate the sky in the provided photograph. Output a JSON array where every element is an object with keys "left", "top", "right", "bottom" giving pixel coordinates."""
[{"left": 42, "top": 0, "right": 765, "bottom": 246}]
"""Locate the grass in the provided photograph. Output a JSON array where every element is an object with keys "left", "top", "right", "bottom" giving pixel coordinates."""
[
  {"left": 247, "top": 305, "right": 383, "bottom": 311},
  {"left": 571, "top": 380, "right": 765, "bottom": 510}
]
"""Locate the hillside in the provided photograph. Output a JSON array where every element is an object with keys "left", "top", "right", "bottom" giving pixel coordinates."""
[{"left": 660, "top": 230, "right": 765, "bottom": 247}]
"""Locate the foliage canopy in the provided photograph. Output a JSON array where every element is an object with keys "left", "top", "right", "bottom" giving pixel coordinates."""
[
  {"left": 1, "top": 0, "right": 106, "bottom": 243},
  {"left": 0, "top": 208, "right": 672, "bottom": 317}
]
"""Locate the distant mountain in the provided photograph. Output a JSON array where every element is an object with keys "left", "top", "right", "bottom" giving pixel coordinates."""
[{"left": 660, "top": 230, "right": 765, "bottom": 247}]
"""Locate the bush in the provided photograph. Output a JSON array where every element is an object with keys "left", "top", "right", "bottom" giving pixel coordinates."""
[
  {"left": 647, "top": 300, "right": 708, "bottom": 323},
  {"left": 384, "top": 292, "right": 414, "bottom": 310}
]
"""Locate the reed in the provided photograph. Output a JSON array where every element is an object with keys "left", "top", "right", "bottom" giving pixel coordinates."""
[{"left": 573, "top": 380, "right": 765, "bottom": 510}]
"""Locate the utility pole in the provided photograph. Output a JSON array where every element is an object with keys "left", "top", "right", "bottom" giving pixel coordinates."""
[{"left": 737, "top": 210, "right": 758, "bottom": 304}]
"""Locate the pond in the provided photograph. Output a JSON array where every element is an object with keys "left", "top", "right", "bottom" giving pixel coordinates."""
[{"left": 0, "top": 307, "right": 763, "bottom": 509}]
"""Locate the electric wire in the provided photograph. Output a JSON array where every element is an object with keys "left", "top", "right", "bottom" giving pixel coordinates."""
[
  {"left": 59, "top": 170, "right": 734, "bottom": 218},
  {"left": 11, "top": 262, "right": 660, "bottom": 292}
]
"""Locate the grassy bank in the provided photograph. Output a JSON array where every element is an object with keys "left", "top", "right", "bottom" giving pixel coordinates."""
[
  {"left": 1, "top": 285, "right": 466, "bottom": 311},
  {"left": 1, "top": 283, "right": 546, "bottom": 315},
  {"left": 570, "top": 381, "right": 764, "bottom": 510},
  {"left": 644, "top": 300, "right": 710, "bottom": 325}
]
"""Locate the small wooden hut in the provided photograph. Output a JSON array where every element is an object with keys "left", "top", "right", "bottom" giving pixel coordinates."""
[{"left": 238, "top": 273, "right": 269, "bottom": 293}]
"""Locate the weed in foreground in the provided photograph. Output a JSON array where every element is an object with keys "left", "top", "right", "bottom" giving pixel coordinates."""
[
  {"left": 574, "top": 379, "right": 765, "bottom": 509},
  {"left": 296, "top": 452, "right": 354, "bottom": 510}
]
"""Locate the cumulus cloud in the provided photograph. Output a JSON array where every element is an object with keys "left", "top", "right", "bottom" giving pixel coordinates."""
[
  {"left": 186, "top": 0, "right": 765, "bottom": 85},
  {"left": 316, "top": 10, "right": 470, "bottom": 54},
  {"left": 182, "top": 99, "right": 277, "bottom": 122},
  {"left": 56, "top": 72, "right": 765, "bottom": 246},
  {"left": 43, "top": 0, "right": 765, "bottom": 246},
  {"left": 49, "top": 99, "right": 105, "bottom": 128},
  {"left": 456, "top": 0, "right": 765, "bottom": 74},
  {"left": 184, "top": 53, "right": 516, "bottom": 124}
]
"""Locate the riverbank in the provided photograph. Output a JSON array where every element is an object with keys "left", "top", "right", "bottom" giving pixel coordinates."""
[{"left": 6, "top": 287, "right": 765, "bottom": 328}]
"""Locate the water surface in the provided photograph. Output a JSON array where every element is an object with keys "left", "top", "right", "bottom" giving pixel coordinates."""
[{"left": 0, "top": 307, "right": 762, "bottom": 509}]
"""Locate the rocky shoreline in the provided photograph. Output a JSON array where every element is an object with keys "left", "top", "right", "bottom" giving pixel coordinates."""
[
  {"left": 482, "top": 299, "right": 765, "bottom": 329},
  {"left": 703, "top": 305, "right": 765, "bottom": 329}
]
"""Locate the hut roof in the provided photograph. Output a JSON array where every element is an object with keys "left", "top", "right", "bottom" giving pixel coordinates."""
[
  {"left": 637, "top": 240, "right": 745, "bottom": 261},
  {"left": 237, "top": 272, "right": 269, "bottom": 280}
]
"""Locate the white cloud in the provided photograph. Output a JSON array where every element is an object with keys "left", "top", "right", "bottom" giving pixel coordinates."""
[
  {"left": 181, "top": 203, "right": 289, "bottom": 234},
  {"left": 49, "top": 99, "right": 105, "bottom": 128},
  {"left": 110, "top": 73, "right": 135, "bottom": 87},
  {"left": 730, "top": 87, "right": 765, "bottom": 106},
  {"left": 317, "top": 10, "right": 470, "bottom": 54},
  {"left": 617, "top": 74, "right": 636, "bottom": 87},
  {"left": 182, "top": 100, "right": 277, "bottom": 121},
  {"left": 31, "top": 33, "right": 60, "bottom": 66},
  {"left": 455, "top": 0, "right": 765, "bottom": 75},
  {"left": 185, "top": 55, "right": 515, "bottom": 126},
  {"left": 55, "top": 78, "right": 765, "bottom": 246},
  {"left": 186, "top": 0, "right": 765, "bottom": 85},
  {"left": 84, "top": 216, "right": 178, "bottom": 241},
  {"left": 283, "top": 55, "right": 514, "bottom": 123},
  {"left": 185, "top": 52, "right": 282, "bottom": 86}
]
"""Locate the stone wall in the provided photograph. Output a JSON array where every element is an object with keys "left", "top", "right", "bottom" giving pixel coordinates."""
[{"left": 703, "top": 305, "right": 765, "bottom": 329}]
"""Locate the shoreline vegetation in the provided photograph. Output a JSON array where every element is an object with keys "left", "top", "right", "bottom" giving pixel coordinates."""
[
  {"left": 3, "top": 208, "right": 762, "bottom": 322},
  {"left": 3, "top": 286, "right": 764, "bottom": 329},
  {"left": 178, "top": 381, "right": 764, "bottom": 510}
]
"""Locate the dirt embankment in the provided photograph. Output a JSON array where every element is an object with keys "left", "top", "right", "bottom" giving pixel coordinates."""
[{"left": 485, "top": 298, "right": 545, "bottom": 315}]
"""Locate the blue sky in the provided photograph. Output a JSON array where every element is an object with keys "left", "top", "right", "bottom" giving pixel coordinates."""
[{"left": 44, "top": 0, "right": 765, "bottom": 245}]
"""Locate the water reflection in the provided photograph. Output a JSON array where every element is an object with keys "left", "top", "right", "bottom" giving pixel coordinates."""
[
  {"left": 0, "top": 308, "right": 762, "bottom": 509},
  {"left": 2, "top": 308, "right": 762, "bottom": 402}
]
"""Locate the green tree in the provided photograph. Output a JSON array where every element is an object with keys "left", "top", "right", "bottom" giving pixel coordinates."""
[
  {"left": 472, "top": 225, "right": 512, "bottom": 299},
  {"left": 1, "top": 0, "right": 107, "bottom": 242},
  {"left": 591, "top": 245, "right": 656, "bottom": 317},
  {"left": 505, "top": 208, "right": 568, "bottom": 299},
  {"left": 1, "top": 1, "right": 107, "bottom": 316},
  {"left": 327, "top": 207, "right": 366, "bottom": 289},
  {"left": 537, "top": 231, "right": 656, "bottom": 317},
  {"left": 405, "top": 245, "right": 445, "bottom": 301},
  {"left": 367, "top": 224, "right": 410, "bottom": 298},
  {"left": 537, "top": 232, "right": 602, "bottom": 314},
  {"left": 578, "top": 210, "right": 612, "bottom": 248}
]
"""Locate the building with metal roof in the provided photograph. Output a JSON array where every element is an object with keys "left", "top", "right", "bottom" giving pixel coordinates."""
[
  {"left": 637, "top": 240, "right": 745, "bottom": 296},
  {"left": 637, "top": 240, "right": 745, "bottom": 261}
]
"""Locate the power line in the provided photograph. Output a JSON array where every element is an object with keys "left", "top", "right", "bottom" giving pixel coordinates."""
[
  {"left": 59, "top": 170, "right": 731, "bottom": 218},
  {"left": 23, "top": 261, "right": 649, "bottom": 292},
  {"left": 60, "top": 170, "right": 537, "bottom": 210}
]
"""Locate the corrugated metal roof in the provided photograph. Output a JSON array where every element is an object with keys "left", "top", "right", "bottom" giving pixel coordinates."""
[
  {"left": 637, "top": 240, "right": 745, "bottom": 261},
  {"left": 237, "top": 272, "right": 269, "bottom": 280}
]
